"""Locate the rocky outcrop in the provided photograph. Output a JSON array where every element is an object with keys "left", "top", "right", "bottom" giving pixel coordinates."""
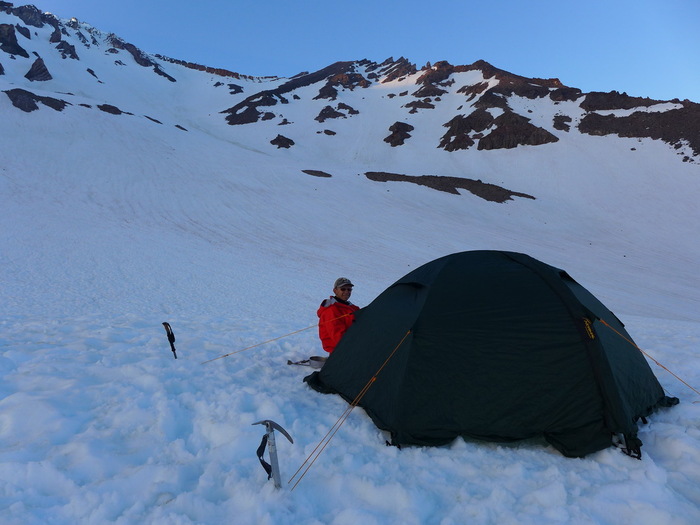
[
  {"left": 302, "top": 169, "right": 332, "bottom": 178},
  {"left": 56, "top": 40, "right": 79, "bottom": 59},
  {"left": 49, "top": 25, "right": 61, "bottom": 44},
  {"left": 107, "top": 35, "right": 176, "bottom": 82},
  {"left": 478, "top": 112, "right": 559, "bottom": 150},
  {"left": 374, "top": 57, "right": 417, "bottom": 83},
  {"left": 156, "top": 54, "right": 248, "bottom": 79},
  {"left": 0, "top": 23, "right": 28, "bottom": 57},
  {"left": 549, "top": 87, "right": 582, "bottom": 102},
  {"left": 314, "top": 72, "right": 371, "bottom": 100},
  {"left": 224, "top": 61, "right": 360, "bottom": 125},
  {"left": 439, "top": 108, "right": 494, "bottom": 151},
  {"left": 4, "top": 88, "right": 68, "bottom": 112},
  {"left": 578, "top": 101, "right": 700, "bottom": 158},
  {"left": 579, "top": 91, "right": 662, "bottom": 111},
  {"left": 457, "top": 82, "right": 489, "bottom": 101},
  {"left": 271, "top": 134, "right": 294, "bottom": 148},
  {"left": 365, "top": 171, "right": 536, "bottom": 203},
  {"left": 553, "top": 115, "right": 572, "bottom": 131},
  {"left": 97, "top": 104, "right": 129, "bottom": 115},
  {"left": 473, "top": 91, "right": 510, "bottom": 110},
  {"left": 440, "top": 108, "right": 559, "bottom": 152},
  {"left": 24, "top": 57, "right": 52, "bottom": 81},
  {"left": 9, "top": 4, "right": 45, "bottom": 27},
  {"left": 405, "top": 99, "right": 436, "bottom": 113},
  {"left": 315, "top": 105, "right": 345, "bottom": 123},
  {"left": 384, "top": 122, "right": 415, "bottom": 146}
]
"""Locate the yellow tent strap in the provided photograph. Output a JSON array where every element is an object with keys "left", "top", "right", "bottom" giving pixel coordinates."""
[
  {"left": 289, "top": 329, "right": 412, "bottom": 490},
  {"left": 598, "top": 319, "right": 700, "bottom": 398}
]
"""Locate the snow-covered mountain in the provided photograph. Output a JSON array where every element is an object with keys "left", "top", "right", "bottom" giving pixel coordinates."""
[
  {"left": 2, "top": 3, "right": 700, "bottom": 524},
  {"left": 3, "top": 3, "right": 699, "bottom": 165},
  {"left": 3, "top": 2, "right": 699, "bottom": 322}
]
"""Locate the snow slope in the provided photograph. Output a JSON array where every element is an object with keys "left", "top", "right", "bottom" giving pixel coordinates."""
[{"left": 1, "top": 5, "right": 700, "bottom": 524}]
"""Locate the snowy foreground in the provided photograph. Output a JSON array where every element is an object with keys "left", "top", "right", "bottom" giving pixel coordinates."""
[{"left": 1, "top": 310, "right": 699, "bottom": 524}]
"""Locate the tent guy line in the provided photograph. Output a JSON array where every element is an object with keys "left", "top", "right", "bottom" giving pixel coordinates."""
[
  {"left": 599, "top": 319, "right": 700, "bottom": 399},
  {"left": 290, "top": 329, "right": 413, "bottom": 490},
  {"left": 199, "top": 312, "right": 356, "bottom": 364}
]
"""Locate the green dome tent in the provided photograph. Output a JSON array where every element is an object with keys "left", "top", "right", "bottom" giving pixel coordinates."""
[{"left": 305, "top": 250, "right": 678, "bottom": 458}]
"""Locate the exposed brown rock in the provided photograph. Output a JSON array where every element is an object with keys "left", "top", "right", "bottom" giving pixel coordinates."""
[
  {"left": 405, "top": 99, "right": 435, "bottom": 113},
  {"left": 377, "top": 57, "right": 417, "bottom": 83},
  {"left": 56, "top": 40, "right": 79, "bottom": 59},
  {"left": 579, "top": 91, "right": 662, "bottom": 111},
  {"left": 415, "top": 60, "right": 455, "bottom": 86},
  {"left": 365, "top": 171, "right": 536, "bottom": 203},
  {"left": 98, "top": 104, "right": 125, "bottom": 115},
  {"left": 24, "top": 57, "right": 52, "bottom": 81},
  {"left": 478, "top": 111, "right": 559, "bottom": 150},
  {"left": 107, "top": 35, "right": 155, "bottom": 67},
  {"left": 474, "top": 91, "right": 510, "bottom": 110},
  {"left": 49, "top": 26, "right": 61, "bottom": 44},
  {"left": 553, "top": 115, "right": 572, "bottom": 131},
  {"left": 156, "top": 54, "right": 249, "bottom": 80},
  {"left": 314, "top": 72, "right": 370, "bottom": 100},
  {"left": 10, "top": 4, "right": 45, "bottom": 27},
  {"left": 457, "top": 82, "right": 489, "bottom": 100},
  {"left": 15, "top": 24, "right": 29, "bottom": 38},
  {"left": 384, "top": 121, "right": 415, "bottom": 146},
  {"left": 315, "top": 105, "right": 345, "bottom": 122},
  {"left": 107, "top": 36, "right": 176, "bottom": 82},
  {"left": 465, "top": 59, "right": 563, "bottom": 89},
  {"left": 578, "top": 101, "right": 700, "bottom": 157},
  {"left": 0, "top": 23, "right": 29, "bottom": 57},
  {"left": 224, "top": 61, "right": 359, "bottom": 125},
  {"left": 439, "top": 109, "right": 495, "bottom": 151},
  {"left": 4, "top": 88, "right": 69, "bottom": 112},
  {"left": 549, "top": 87, "right": 582, "bottom": 102},
  {"left": 271, "top": 134, "right": 294, "bottom": 148},
  {"left": 302, "top": 169, "right": 332, "bottom": 178},
  {"left": 412, "top": 84, "right": 447, "bottom": 98},
  {"left": 337, "top": 102, "right": 358, "bottom": 115}
]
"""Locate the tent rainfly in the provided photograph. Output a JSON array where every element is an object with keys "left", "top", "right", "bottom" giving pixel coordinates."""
[{"left": 305, "top": 250, "right": 678, "bottom": 458}]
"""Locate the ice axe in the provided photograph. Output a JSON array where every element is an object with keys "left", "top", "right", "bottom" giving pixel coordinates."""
[
  {"left": 162, "top": 322, "right": 178, "bottom": 359},
  {"left": 253, "top": 420, "right": 293, "bottom": 489}
]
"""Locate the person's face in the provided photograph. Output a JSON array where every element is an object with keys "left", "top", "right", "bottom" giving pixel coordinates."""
[{"left": 334, "top": 286, "right": 353, "bottom": 301}]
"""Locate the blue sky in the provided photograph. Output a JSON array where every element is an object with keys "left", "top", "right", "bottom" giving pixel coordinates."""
[{"left": 35, "top": 0, "right": 699, "bottom": 102}]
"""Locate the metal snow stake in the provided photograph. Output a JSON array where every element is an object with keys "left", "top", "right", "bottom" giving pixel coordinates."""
[{"left": 253, "top": 420, "right": 294, "bottom": 489}]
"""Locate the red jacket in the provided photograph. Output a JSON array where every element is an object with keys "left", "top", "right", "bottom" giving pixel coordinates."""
[{"left": 317, "top": 297, "right": 359, "bottom": 353}]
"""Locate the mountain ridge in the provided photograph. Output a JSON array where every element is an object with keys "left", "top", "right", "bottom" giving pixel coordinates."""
[{"left": 2, "top": 1, "right": 698, "bottom": 166}]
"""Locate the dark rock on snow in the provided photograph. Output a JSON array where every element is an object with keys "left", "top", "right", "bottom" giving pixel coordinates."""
[{"left": 24, "top": 57, "right": 52, "bottom": 81}]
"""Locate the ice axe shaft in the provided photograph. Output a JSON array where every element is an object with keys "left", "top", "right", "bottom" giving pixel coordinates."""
[{"left": 253, "top": 420, "right": 293, "bottom": 489}]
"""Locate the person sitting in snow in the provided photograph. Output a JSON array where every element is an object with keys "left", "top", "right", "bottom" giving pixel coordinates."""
[{"left": 317, "top": 277, "right": 360, "bottom": 354}]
